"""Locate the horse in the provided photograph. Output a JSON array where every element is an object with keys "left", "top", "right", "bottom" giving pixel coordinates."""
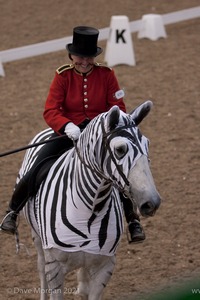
[{"left": 20, "top": 100, "right": 161, "bottom": 300}]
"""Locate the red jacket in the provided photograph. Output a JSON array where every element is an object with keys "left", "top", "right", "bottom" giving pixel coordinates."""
[{"left": 44, "top": 63, "right": 126, "bottom": 134}]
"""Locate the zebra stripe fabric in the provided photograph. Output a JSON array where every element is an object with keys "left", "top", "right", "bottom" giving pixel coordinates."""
[{"left": 23, "top": 108, "right": 149, "bottom": 256}]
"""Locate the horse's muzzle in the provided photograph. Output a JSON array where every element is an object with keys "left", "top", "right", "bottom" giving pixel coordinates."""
[{"left": 140, "top": 197, "right": 161, "bottom": 217}]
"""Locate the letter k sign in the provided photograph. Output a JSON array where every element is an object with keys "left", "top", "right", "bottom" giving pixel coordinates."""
[
  {"left": 116, "top": 29, "right": 126, "bottom": 43},
  {"left": 105, "top": 16, "right": 136, "bottom": 66}
]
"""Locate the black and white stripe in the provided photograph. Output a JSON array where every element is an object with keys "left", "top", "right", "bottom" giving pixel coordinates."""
[{"left": 23, "top": 106, "right": 149, "bottom": 256}]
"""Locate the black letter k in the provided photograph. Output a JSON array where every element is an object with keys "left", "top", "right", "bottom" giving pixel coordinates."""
[{"left": 116, "top": 29, "right": 126, "bottom": 43}]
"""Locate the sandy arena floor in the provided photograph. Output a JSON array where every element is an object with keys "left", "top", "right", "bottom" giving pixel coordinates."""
[{"left": 0, "top": 1, "right": 200, "bottom": 299}]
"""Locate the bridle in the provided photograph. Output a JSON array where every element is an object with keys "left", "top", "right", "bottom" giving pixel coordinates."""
[
  {"left": 100, "top": 116, "right": 134, "bottom": 187},
  {"left": 73, "top": 116, "right": 140, "bottom": 193}
]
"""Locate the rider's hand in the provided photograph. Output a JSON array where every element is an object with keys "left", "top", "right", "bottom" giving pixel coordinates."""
[{"left": 64, "top": 122, "right": 81, "bottom": 140}]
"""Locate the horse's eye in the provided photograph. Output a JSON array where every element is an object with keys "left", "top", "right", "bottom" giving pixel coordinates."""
[{"left": 115, "top": 144, "right": 128, "bottom": 159}]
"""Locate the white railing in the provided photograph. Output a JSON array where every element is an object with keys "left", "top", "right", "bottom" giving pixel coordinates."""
[{"left": 0, "top": 6, "right": 199, "bottom": 76}]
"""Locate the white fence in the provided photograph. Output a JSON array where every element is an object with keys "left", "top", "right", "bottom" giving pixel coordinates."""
[{"left": 0, "top": 6, "right": 200, "bottom": 76}]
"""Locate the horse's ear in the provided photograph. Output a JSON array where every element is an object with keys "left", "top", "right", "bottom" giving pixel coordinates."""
[
  {"left": 107, "top": 105, "right": 120, "bottom": 131},
  {"left": 130, "top": 100, "right": 153, "bottom": 125}
]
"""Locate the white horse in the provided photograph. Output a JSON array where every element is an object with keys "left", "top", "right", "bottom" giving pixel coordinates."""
[{"left": 22, "top": 101, "right": 161, "bottom": 300}]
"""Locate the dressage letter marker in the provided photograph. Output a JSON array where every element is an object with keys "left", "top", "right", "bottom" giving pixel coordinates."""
[
  {"left": 138, "top": 14, "right": 167, "bottom": 41},
  {"left": 105, "top": 15, "right": 136, "bottom": 67}
]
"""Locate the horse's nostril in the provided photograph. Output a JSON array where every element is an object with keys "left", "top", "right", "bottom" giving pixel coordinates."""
[{"left": 141, "top": 201, "right": 155, "bottom": 216}]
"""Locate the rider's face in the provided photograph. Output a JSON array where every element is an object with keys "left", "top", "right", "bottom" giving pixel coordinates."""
[{"left": 71, "top": 55, "right": 95, "bottom": 73}]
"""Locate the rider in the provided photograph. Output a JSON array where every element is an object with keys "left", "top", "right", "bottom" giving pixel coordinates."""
[{"left": 0, "top": 26, "right": 145, "bottom": 243}]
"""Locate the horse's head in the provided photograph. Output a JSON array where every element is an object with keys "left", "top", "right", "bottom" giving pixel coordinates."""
[
  {"left": 77, "top": 101, "right": 161, "bottom": 217},
  {"left": 99, "top": 100, "right": 161, "bottom": 217}
]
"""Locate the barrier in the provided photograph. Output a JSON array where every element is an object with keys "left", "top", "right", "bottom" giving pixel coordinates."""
[
  {"left": 104, "top": 16, "right": 136, "bottom": 67},
  {"left": 0, "top": 6, "right": 199, "bottom": 76}
]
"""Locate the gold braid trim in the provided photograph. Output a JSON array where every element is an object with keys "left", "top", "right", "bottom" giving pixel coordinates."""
[
  {"left": 56, "top": 64, "right": 74, "bottom": 74},
  {"left": 94, "top": 62, "right": 112, "bottom": 70}
]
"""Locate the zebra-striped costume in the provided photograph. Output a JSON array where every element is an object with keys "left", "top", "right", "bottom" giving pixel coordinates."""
[
  {"left": 22, "top": 105, "right": 150, "bottom": 256},
  {"left": 18, "top": 102, "right": 161, "bottom": 299}
]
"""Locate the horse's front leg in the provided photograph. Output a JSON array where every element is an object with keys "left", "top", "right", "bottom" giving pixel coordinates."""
[
  {"left": 32, "top": 230, "right": 49, "bottom": 300},
  {"left": 43, "top": 249, "right": 69, "bottom": 300},
  {"left": 77, "top": 254, "right": 116, "bottom": 300}
]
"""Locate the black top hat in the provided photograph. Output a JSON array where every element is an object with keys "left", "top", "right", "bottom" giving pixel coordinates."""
[{"left": 66, "top": 26, "right": 103, "bottom": 57}]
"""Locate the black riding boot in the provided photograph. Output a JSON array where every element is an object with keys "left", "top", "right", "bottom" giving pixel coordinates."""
[
  {"left": 120, "top": 194, "right": 145, "bottom": 243},
  {"left": 0, "top": 211, "right": 18, "bottom": 235},
  {"left": 0, "top": 173, "right": 31, "bottom": 235}
]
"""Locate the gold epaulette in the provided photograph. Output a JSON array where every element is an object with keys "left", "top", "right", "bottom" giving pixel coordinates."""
[
  {"left": 94, "top": 62, "right": 112, "bottom": 70},
  {"left": 56, "top": 64, "right": 74, "bottom": 74}
]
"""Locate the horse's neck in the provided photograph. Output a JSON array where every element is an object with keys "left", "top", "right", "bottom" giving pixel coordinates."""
[
  {"left": 93, "top": 180, "right": 112, "bottom": 204},
  {"left": 71, "top": 158, "right": 113, "bottom": 210}
]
